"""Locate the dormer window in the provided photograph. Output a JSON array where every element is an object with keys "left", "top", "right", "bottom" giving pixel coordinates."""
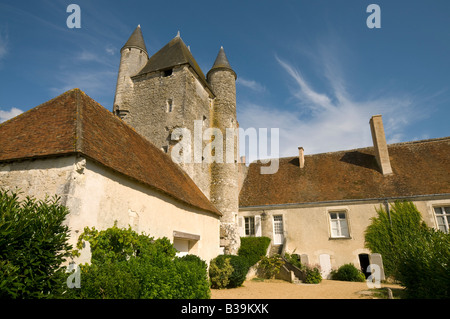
[{"left": 163, "top": 69, "right": 173, "bottom": 77}]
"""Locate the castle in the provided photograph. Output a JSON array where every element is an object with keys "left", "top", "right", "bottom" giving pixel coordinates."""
[
  {"left": 1, "top": 26, "right": 449, "bottom": 277},
  {"left": 113, "top": 26, "right": 241, "bottom": 254}
]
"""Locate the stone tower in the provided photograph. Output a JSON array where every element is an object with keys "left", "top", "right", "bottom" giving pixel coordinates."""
[
  {"left": 113, "top": 27, "right": 240, "bottom": 254},
  {"left": 113, "top": 25, "right": 149, "bottom": 118},
  {"left": 207, "top": 47, "right": 240, "bottom": 254}
]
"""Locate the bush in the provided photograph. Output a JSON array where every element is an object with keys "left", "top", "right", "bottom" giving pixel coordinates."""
[
  {"left": 258, "top": 255, "right": 284, "bottom": 279},
  {"left": 0, "top": 190, "right": 72, "bottom": 298},
  {"left": 331, "top": 264, "right": 365, "bottom": 282},
  {"left": 238, "top": 237, "right": 271, "bottom": 267},
  {"left": 60, "top": 225, "right": 210, "bottom": 299},
  {"left": 304, "top": 265, "right": 322, "bottom": 284},
  {"left": 209, "top": 256, "right": 233, "bottom": 289},
  {"left": 396, "top": 228, "right": 449, "bottom": 299},
  {"left": 209, "top": 254, "right": 249, "bottom": 289},
  {"left": 284, "top": 252, "right": 302, "bottom": 268},
  {"left": 364, "top": 201, "right": 427, "bottom": 278}
]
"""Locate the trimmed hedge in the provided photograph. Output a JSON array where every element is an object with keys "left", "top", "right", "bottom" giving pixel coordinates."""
[{"left": 238, "top": 236, "right": 271, "bottom": 267}]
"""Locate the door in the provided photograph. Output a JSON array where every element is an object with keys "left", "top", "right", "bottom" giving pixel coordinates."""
[
  {"left": 359, "top": 253, "right": 371, "bottom": 278},
  {"left": 273, "top": 215, "right": 284, "bottom": 244},
  {"left": 319, "top": 254, "right": 332, "bottom": 279}
]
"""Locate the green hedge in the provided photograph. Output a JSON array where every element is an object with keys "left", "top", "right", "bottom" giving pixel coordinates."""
[
  {"left": 238, "top": 236, "right": 271, "bottom": 267},
  {"left": 60, "top": 225, "right": 210, "bottom": 299}
]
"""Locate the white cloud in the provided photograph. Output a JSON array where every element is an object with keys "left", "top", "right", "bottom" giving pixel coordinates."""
[
  {"left": 0, "top": 107, "right": 23, "bottom": 123},
  {"left": 237, "top": 77, "right": 266, "bottom": 93},
  {"left": 238, "top": 54, "right": 423, "bottom": 160}
]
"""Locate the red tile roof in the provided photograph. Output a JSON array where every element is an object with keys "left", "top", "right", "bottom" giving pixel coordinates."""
[
  {"left": 239, "top": 137, "right": 450, "bottom": 207},
  {"left": 0, "top": 89, "right": 221, "bottom": 216}
]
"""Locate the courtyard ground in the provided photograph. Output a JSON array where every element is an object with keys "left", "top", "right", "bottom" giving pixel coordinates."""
[{"left": 210, "top": 279, "right": 404, "bottom": 299}]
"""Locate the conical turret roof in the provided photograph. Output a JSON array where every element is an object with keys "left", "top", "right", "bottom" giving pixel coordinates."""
[
  {"left": 122, "top": 25, "right": 147, "bottom": 54},
  {"left": 207, "top": 46, "right": 236, "bottom": 79}
]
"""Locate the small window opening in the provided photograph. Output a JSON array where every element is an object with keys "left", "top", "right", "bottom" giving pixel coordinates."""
[
  {"left": 162, "top": 146, "right": 168, "bottom": 153},
  {"left": 166, "top": 99, "right": 173, "bottom": 113},
  {"left": 163, "top": 69, "right": 173, "bottom": 77}
]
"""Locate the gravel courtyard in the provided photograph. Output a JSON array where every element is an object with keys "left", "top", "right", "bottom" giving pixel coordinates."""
[{"left": 211, "top": 279, "right": 403, "bottom": 299}]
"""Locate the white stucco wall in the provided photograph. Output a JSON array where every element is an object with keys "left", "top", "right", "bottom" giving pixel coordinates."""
[
  {"left": 0, "top": 155, "right": 221, "bottom": 263},
  {"left": 239, "top": 196, "right": 448, "bottom": 276}
]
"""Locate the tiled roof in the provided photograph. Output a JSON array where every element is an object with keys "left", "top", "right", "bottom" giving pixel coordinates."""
[
  {"left": 239, "top": 138, "right": 450, "bottom": 207},
  {"left": 0, "top": 89, "right": 221, "bottom": 216}
]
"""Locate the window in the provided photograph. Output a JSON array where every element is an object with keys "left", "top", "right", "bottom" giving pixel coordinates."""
[
  {"left": 166, "top": 99, "right": 173, "bottom": 113},
  {"left": 245, "top": 216, "right": 255, "bottom": 236},
  {"left": 329, "top": 211, "right": 349, "bottom": 238},
  {"left": 163, "top": 69, "right": 173, "bottom": 77},
  {"left": 434, "top": 206, "right": 450, "bottom": 233}
]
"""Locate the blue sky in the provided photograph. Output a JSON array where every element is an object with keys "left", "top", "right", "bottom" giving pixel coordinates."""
[{"left": 0, "top": 0, "right": 449, "bottom": 158}]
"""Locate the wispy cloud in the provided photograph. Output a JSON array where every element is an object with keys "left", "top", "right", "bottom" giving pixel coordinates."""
[
  {"left": 0, "top": 27, "right": 8, "bottom": 62},
  {"left": 237, "top": 77, "right": 266, "bottom": 93},
  {"left": 238, "top": 47, "right": 426, "bottom": 159},
  {"left": 0, "top": 107, "right": 23, "bottom": 123}
]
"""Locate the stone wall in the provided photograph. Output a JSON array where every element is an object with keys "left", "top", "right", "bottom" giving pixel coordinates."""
[{"left": 0, "top": 155, "right": 221, "bottom": 263}]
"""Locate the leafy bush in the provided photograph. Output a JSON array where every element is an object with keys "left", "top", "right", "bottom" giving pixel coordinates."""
[
  {"left": 61, "top": 225, "right": 210, "bottom": 299},
  {"left": 331, "top": 264, "right": 365, "bottom": 282},
  {"left": 364, "top": 201, "right": 427, "bottom": 278},
  {"left": 0, "top": 190, "right": 72, "bottom": 298},
  {"left": 365, "top": 200, "right": 450, "bottom": 298},
  {"left": 209, "top": 256, "right": 233, "bottom": 289},
  {"left": 238, "top": 237, "right": 271, "bottom": 267},
  {"left": 303, "top": 265, "right": 322, "bottom": 284},
  {"left": 284, "top": 252, "right": 302, "bottom": 268},
  {"left": 258, "top": 255, "right": 285, "bottom": 279},
  {"left": 396, "top": 228, "right": 449, "bottom": 299}
]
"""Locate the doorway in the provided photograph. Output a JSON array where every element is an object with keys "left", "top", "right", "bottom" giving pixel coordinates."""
[
  {"left": 273, "top": 215, "right": 284, "bottom": 244},
  {"left": 358, "top": 253, "right": 371, "bottom": 278}
]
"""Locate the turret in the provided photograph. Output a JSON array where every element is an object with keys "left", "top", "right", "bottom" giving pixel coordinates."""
[
  {"left": 207, "top": 47, "right": 240, "bottom": 254},
  {"left": 113, "top": 25, "right": 148, "bottom": 119}
]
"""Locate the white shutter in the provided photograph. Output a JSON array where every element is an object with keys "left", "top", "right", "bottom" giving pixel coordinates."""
[
  {"left": 255, "top": 215, "right": 262, "bottom": 237},
  {"left": 238, "top": 216, "right": 245, "bottom": 237}
]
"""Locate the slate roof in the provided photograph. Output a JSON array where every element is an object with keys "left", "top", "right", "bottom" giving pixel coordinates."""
[
  {"left": 207, "top": 46, "right": 236, "bottom": 80},
  {"left": 135, "top": 35, "right": 213, "bottom": 92},
  {"left": 239, "top": 138, "right": 450, "bottom": 207},
  {"left": 0, "top": 89, "right": 221, "bottom": 216},
  {"left": 122, "top": 25, "right": 148, "bottom": 54}
]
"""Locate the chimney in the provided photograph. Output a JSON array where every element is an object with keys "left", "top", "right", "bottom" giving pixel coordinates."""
[
  {"left": 298, "top": 147, "right": 305, "bottom": 168},
  {"left": 369, "top": 115, "right": 393, "bottom": 176}
]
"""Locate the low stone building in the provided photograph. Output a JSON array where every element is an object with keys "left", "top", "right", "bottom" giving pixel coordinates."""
[
  {"left": 0, "top": 89, "right": 222, "bottom": 263},
  {"left": 238, "top": 116, "right": 450, "bottom": 278}
]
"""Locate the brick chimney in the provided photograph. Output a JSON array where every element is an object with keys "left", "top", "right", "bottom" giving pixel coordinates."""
[
  {"left": 369, "top": 115, "right": 393, "bottom": 176},
  {"left": 298, "top": 147, "right": 305, "bottom": 168}
]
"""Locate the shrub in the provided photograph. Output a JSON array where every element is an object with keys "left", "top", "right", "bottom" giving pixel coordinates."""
[
  {"left": 258, "top": 255, "right": 284, "bottom": 279},
  {"left": 209, "top": 256, "right": 233, "bottom": 289},
  {"left": 331, "top": 264, "right": 365, "bottom": 282},
  {"left": 304, "top": 265, "right": 322, "bottom": 284},
  {"left": 284, "top": 252, "right": 302, "bottom": 268},
  {"left": 238, "top": 237, "right": 271, "bottom": 267},
  {"left": 61, "top": 225, "right": 210, "bottom": 299},
  {"left": 0, "top": 190, "right": 72, "bottom": 298},
  {"left": 396, "top": 228, "right": 449, "bottom": 299},
  {"left": 364, "top": 201, "right": 427, "bottom": 278}
]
